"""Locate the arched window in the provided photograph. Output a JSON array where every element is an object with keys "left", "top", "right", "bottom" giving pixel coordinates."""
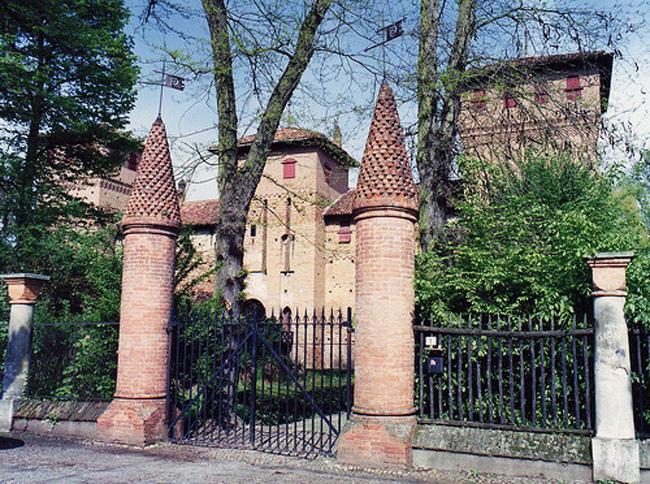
[
  {"left": 280, "top": 307, "right": 294, "bottom": 357},
  {"left": 281, "top": 233, "right": 294, "bottom": 273},
  {"left": 282, "top": 307, "right": 292, "bottom": 326},
  {"left": 127, "top": 152, "right": 139, "bottom": 171},
  {"left": 243, "top": 299, "right": 266, "bottom": 322}
]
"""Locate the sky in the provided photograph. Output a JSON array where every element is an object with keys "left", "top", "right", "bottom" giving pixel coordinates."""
[{"left": 124, "top": 0, "right": 650, "bottom": 202}]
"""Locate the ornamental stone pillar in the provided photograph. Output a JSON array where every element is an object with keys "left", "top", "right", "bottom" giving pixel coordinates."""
[
  {"left": 96, "top": 117, "right": 181, "bottom": 446},
  {"left": 587, "top": 252, "right": 639, "bottom": 483},
  {"left": 336, "top": 82, "right": 418, "bottom": 468},
  {"left": 0, "top": 273, "right": 49, "bottom": 431}
]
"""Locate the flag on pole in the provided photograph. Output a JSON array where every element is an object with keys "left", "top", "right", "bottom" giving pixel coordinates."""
[
  {"left": 379, "top": 19, "right": 404, "bottom": 43},
  {"left": 163, "top": 73, "right": 186, "bottom": 91},
  {"left": 364, "top": 17, "right": 406, "bottom": 52}
]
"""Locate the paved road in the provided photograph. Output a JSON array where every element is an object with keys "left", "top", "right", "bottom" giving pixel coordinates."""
[{"left": 0, "top": 433, "right": 540, "bottom": 483}]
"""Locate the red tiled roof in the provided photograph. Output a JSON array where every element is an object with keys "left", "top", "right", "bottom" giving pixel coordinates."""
[
  {"left": 238, "top": 127, "right": 322, "bottom": 146},
  {"left": 324, "top": 189, "right": 356, "bottom": 217},
  {"left": 500, "top": 50, "right": 612, "bottom": 69},
  {"left": 353, "top": 82, "right": 418, "bottom": 212},
  {"left": 181, "top": 199, "right": 220, "bottom": 226},
  {"left": 226, "top": 127, "right": 357, "bottom": 168},
  {"left": 123, "top": 117, "right": 181, "bottom": 229},
  {"left": 462, "top": 51, "right": 613, "bottom": 112}
]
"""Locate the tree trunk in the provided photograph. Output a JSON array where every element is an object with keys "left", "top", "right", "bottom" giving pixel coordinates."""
[
  {"left": 214, "top": 191, "right": 247, "bottom": 315},
  {"left": 417, "top": 0, "right": 477, "bottom": 251},
  {"left": 14, "top": 34, "right": 46, "bottom": 242},
  {"left": 202, "top": 0, "right": 332, "bottom": 315}
]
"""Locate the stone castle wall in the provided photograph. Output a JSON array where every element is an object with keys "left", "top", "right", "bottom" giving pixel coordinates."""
[{"left": 188, "top": 145, "right": 355, "bottom": 315}]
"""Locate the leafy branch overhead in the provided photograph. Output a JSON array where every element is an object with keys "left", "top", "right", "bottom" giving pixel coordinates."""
[{"left": 200, "top": 0, "right": 333, "bottom": 314}]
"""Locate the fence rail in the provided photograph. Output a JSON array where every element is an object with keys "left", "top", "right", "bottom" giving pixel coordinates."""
[
  {"left": 26, "top": 321, "right": 119, "bottom": 401},
  {"left": 630, "top": 325, "right": 650, "bottom": 438},
  {"left": 415, "top": 315, "right": 594, "bottom": 434}
]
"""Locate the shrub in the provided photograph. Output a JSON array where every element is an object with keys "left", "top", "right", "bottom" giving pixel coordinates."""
[{"left": 416, "top": 155, "right": 648, "bottom": 322}]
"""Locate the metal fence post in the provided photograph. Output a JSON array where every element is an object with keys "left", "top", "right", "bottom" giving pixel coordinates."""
[
  {"left": 587, "top": 252, "right": 639, "bottom": 483},
  {"left": 249, "top": 318, "right": 258, "bottom": 446},
  {"left": 0, "top": 273, "right": 49, "bottom": 431}
]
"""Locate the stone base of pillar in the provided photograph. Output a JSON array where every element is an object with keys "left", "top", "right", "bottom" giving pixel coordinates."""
[
  {"left": 96, "top": 398, "right": 167, "bottom": 446},
  {"left": 0, "top": 399, "right": 15, "bottom": 432},
  {"left": 592, "top": 437, "right": 640, "bottom": 483},
  {"left": 336, "top": 414, "right": 416, "bottom": 469}
]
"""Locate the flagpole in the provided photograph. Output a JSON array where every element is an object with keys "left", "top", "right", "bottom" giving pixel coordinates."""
[
  {"left": 381, "top": 12, "right": 386, "bottom": 81},
  {"left": 158, "top": 60, "right": 165, "bottom": 117}
]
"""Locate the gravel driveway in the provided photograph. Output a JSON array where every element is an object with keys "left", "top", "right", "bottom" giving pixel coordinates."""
[{"left": 0, "top": 432, "right": 546, "bottom": 483}]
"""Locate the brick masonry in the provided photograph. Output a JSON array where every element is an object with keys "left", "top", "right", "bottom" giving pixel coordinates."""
[
  {"left": 458, "top": 52, "right": 612, "bottom": 167},
  {"left": 352, "top": 209, "right": 416, "bottom": 416},
  {"left": 96, "top": 118, "right": 180, "bottom": 446},
  {"left": 96, "top": 226, "right": 177, "bottom": 446},
  {"left": 184, "top": 143, "right": 356, "bottom": 315},
  {"left": 336, "top": 208, "right": 417, "bottom": 468},
  {"left": 111, "top": 228, "right": 176, "bottom": 400},
  {"left": 336, "top": 82, "right": 417, "bottom": 469},
  {"left": 337, "top": 415, "right": 417, "bottom": 468}
]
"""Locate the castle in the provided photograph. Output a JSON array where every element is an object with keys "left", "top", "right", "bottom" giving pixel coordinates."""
[
  {"left": 182, "top": 128, "right": 358, "bottom": 317},
  {"left": 458, "top": 51, "right": 613, "bottom": 166},
  {"left": 75, "top": 51, "right": 614, "bottom": 315},
  {"left": 67, "top": 151, "right": 141, "bottom": 212}
]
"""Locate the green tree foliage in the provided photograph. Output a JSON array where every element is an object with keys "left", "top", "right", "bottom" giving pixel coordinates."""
[
  {"left": 0, "top": 0, "right": 139, "bottom": 394},
  {"left": 0, "top": 223, "right": 213, "bottom": 400},
  {"left": 0, "top": 224, "right": 122, "bottom": 400},
  {"left": 0, "top": 0, "right": 138, "bottom": 265},
  {"left": 622, "top": 151, "right": 650, "bottom": 324},
  {"left": 31, "top": 223, "right": 123, "bottom": 323},
  {"left": 416, "top": 155, "right": 648, "bottom": 321},
  {"left": 174, "top": 226, "right": 219, "bottom": 312}
]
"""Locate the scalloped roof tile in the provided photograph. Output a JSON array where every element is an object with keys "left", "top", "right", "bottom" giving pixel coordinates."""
[
  {"left": 353, "top": 82, "right": 418, "bottom": 212},
  {"left": 123, "top": 117, "right": 181, "bottom": 228}
]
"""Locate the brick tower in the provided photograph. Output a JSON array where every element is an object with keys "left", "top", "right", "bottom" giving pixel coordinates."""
[
  {"left": 337, "top": 82, "right": 418, "bottom": 467},
  {"left": 97, "top": 117, "right": 181, "bottom": 446}
]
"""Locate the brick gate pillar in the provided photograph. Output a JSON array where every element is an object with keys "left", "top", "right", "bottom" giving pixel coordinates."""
[
  {"left": 337, "top": 82, "right": 418, "bottom": 468},
  {"left": 96, "top": 117, "right": 181, "bottom": 446}
]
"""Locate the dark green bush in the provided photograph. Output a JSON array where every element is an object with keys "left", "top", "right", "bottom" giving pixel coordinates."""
[{"left": 416, "top": 155, "right": 648, "bottom": 322}]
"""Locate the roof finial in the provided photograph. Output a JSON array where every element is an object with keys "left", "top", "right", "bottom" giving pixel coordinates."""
[
  {"left": 123, "top": 117, "right": 181, "bottom": 229},
  {"left": 353, "top": 81, "right": 417, "bottom": 212},
  {"left": 332, "top": 121, "right": 342, "bottom": 147}
]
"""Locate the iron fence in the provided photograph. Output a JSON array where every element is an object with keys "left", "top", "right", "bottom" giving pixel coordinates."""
[
  {"left": 26, "top": 321, "right": 119, "bottom": 401},
  {"left": 168, "top": 308, "right": 354, "bottom": 457},
  {"left": 0, "top": 306, "right": 7, "bottom": 383},
  {"left": 630, "top": 324, "right": 650, "bottom": 438},
  {"left": 415, "top": 314, "right": 594, "bottom": 434}
]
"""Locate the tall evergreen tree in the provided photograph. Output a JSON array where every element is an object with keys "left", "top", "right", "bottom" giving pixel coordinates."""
[{"left": 0, "top": 0, "right": 138, "bottom": 269}]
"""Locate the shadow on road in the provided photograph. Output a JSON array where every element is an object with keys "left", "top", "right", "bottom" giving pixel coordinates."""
[{"left": 0, "top": 436, "right": 25, "bottom": 450}]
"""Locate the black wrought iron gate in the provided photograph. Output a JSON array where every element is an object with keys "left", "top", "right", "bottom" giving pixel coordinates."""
[{"left": 167, "top": 309, "right": 354, "bottom": 457}]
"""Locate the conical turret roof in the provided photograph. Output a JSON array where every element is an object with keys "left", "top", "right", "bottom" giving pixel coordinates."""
[
  {"left": 353, "top": 81, "right": 418, "bottom": 212},
  {"left": 123, "top": 117, "right": 181, "bottom": 229}
]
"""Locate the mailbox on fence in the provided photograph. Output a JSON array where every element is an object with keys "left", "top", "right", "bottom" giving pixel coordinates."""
[{"left": 425, "top": 335, "right": 444, "bottom": 375}]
